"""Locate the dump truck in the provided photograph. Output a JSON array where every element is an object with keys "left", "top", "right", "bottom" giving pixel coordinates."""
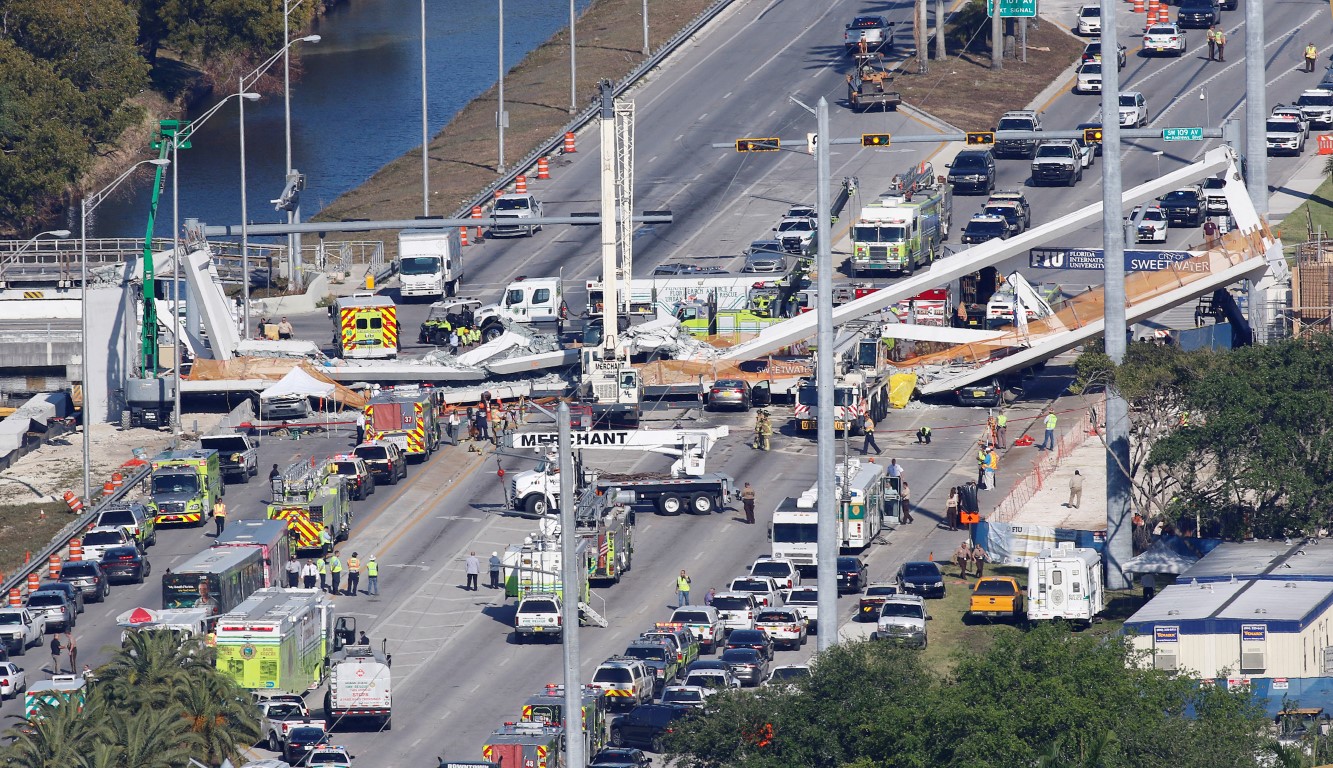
[
  {"left": 846, "top": 51, "right": 900, "bottom": 111},
  {"left": 147, "top": 449, "right": 223, "bottom": 527},
  {"left": 214, "top": 587, "right": 336, "bottom": 694}
]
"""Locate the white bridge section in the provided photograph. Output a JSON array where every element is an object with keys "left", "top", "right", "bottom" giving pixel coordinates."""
[{"left": 717, "top": 148, "right": 1278, "bottom": 390}]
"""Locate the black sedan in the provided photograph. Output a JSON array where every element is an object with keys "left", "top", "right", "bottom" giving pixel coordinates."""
[
  {"left": 284, "top": 726, "right": 327, "bottom": 765},
  {"left": 610, "top": 704, "right": 694, "bottom": 753},
  {"left": 719, "top": 648, "right": 769, "bottom": 687},
  {"left": 723, "top": 629, "right": 774, "bottom": 661},
  {"left": 100, "top": 546, "right": 151, "bottom": 584},
  {"left": 836, "top": 555, "right": 869, "bottom": 593},
  {"left": 897, "top": 561, "right": 946, "bottom": 599},
  {"left": 57, "top": 561, "right": 109, "bottom": 603}
]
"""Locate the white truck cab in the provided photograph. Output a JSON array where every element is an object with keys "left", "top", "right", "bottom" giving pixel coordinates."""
[
  {"left": 397, "top": 229, "right": 464, "bottom": 299},
  {"left": 492, "top": 193, "right": 544, "bottom": 237}
]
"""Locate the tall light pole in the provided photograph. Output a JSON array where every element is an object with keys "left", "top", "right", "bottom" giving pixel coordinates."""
[
  {"left": 240, "top": 34, "right": 320, "bottom": 317},
  {"left": 284, "top": 0, "right": 309, "bottom": 308},
  {"left": 569, "top": 0, "right": 577, "bottom": 114},
  {"left": 421, "top": 0, "right": 430, "bottom": 215},
  {"left": 497, "top": 0, "right": 507, "bottom": 172},
  {"left": 82, "top": 160, "right": 168, "bottom": 497},
  {"left": 814, "top": 97, "right": 836, "bottom": 653},
  {"left": 641, "top": 0, "right": 649, "bottom": 55},
  {"left": 1244, "top": 0, "right": 1267, "bottom": 215}
]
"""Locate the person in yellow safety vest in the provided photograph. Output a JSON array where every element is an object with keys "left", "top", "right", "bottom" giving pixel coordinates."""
[
  {"left": 1214, "top": 29, "right": 1225, "bottom": 62},
  {"left": 317, "top": 555, "right": 328, "bottom": 592},
  {"left": 212, "top": 499, "right": 227, "bottom": 536},
  {"left": 319, "top": 527, "right": 332, "bottom": 553},
  {"left": 1306, "top": 43, "right": 1319, "bottom": 73},
  {"left": 1206, "top": 25, "right": 1217, "bottom": 61},
  {"left": 753, "top": 410, "right": 772, "bottom": 451},
  {"left": 346, "top": 552, "right": 362, "bottom": 596},
  {"left": 995, "top": 412, "right": 1008, "bottom": 446},
  {"left": 329, "top": 551, "right": 344, "bottom": 596},
  {"left": 983, "top": 447, "right": 998, "bottom": 490},
  {"left": 977, "top": 447, "right": 989, "bottom": 489},
  {"left": 366, "top": 555, "right": 379, "bottom": 596},
  {"left": 1041, "top": 410, "right": 1058, "bottom": 452}
]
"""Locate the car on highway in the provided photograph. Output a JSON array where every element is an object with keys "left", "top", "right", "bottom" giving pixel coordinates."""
[
  {"left": 1298, "top": 89, "right": 1333, "bottom": 128},
  {"left": 872, "top": 594, "right": 930, "bottom": 648},
  {"left": 1118, "top": 92, "right": 1147, "bottom": 128},
  {"left": 1030, "top": 139, "right": 1083, "bottom": 187},
  {"left": 1142, "top": 24, "right": 1187, "bottom": 57},
  {"left": 1271, "top": 105, "right": 1311, "bottom": 142},
  {"left": 718, "top": 647, "right": 769, "bottom": 686},
  {"left": 754, "top": 608, "right": 807, "bottom": 650},
  {"left": 306, "top": 746, "right": 354, "bottom": 768},
  {"left": 659, "top": 685, "right": 711, "bottom": 709},
  {"left": 610, "top": 704, "right": 695, "bottom": 752},
  {"left": 622, "top": 641, "right": 681, "bottom": 694},
  {"left": 1076, "top": 3, "right": 1100, "bottom": 35},
  {"left": 727, "top": 576, "right": 784, "bottom": 608},
  {"left": 25, "top": 589, "right": 75, "bottom": 631},
  {"left": 101, "top": 546, "right": 151, "bottom": 584},
  {"left": 844, "top": 15, "right": 893, "bottom": 53},
  {"left": 592, "top": 657, "right": 654, "bottom": 710},
  {"left": 590, "top": 747, "right": 653, "bottom": 768},
  {"left": 1072, "top": 134, "right": 1096, "bottom": 169},
  {"left": 1132, "top": 205, "right": 1170, "bottom": 243},
  {"left": 749, "top": 556, "right": 801, "bottom": 589},
  {"left": 742, "top": 241, "right": 787, "bottom": 274},
  {"left": 946, "top": 150, "right": 997, "bottom": 195},
  {"left": 994, "top": 111, "right": 1042, "bottom": 159},
  {"left": 710, "top": 592, "right": 758, "bottom": 632},
  {"left": 988, "top": 190, "right": 1031, "bottom": 225},
  {"left": 491, "top": 192, "right": 543, "bottom": 237},
  {"left": 81, "top": 525, "right": 137, "bottom": 561},
  {"left": 773, "top": 216, "right": 816, "bottom": 256},
  {"left": 983, "top": 202, "right": 1025, "bottom": 235},
  {"left": 896, "top": 560, "right": 946, "bottom": 599},
  {"left": 35, "top": 582, "right": 83, "bottom": 615},
  {"left": 1175, "top": 0, "right": 1219, "bottom": 28},
  {"left": 1267, "top": 115, "right": 1307, "bottom": 156},
  {"left": 60, "top": 559, "right": 112, "bottom": 604},
  {"left": 1158, "top": 186, "right": 1206, "bottom": 227},
  {"left": 284, "top": 725, "right": 327, "bottom": 765},
  {"left": 326, "top": 455, "right": 375, "bottom": 500},
  {"left": 0, "top": 661, "right": 26, "bottom": 699},
  {"left": 1080, "top": 41, "right": 1126, "bottom": 69},
  {"left": 782, "top": 586, "right": 819, "bottom": 631},
  {"left": 967, "top": 576, "right": 1025, "bottom": 621},
  {"left": 92, "top": 502, "right": 156, "bottom": 548},
  {"left": 836, "top": 555, "right": 870, "bottom": 593},
  {"left": 1074, "top": 61, "right": 1102, "bottom": 94},
  {"left": 857, "top": 582, "right": 901, "bottom": 622},
  {"left": 765, "top": 664, "right": 810, "bottom": 689},
  {"left": 707, "top": 378, "right": 751, "bottom": 411},
  {"left": 668, "top": 606, "right": 727, "bottom": 654},
  {"left": 723, "top": 628, "right": 775, "bottom": 660},
  {"left": 639, "top": 625, "right": 700, "bottom": 668},
  {"left": 956, "top": 377, "right": 1003, "bottom": 408},
  {"left": 1202, "top": 176, "right": 1230, "bottom": 216},
  {"left": 681, "top": 667, "right": 740, "bottom": 693},
  {"left": 961, "top": 214, "right": 1009, "bottom": 245},
  {"left": 353, "top": 441, "right": 407, "bottom": 485}
]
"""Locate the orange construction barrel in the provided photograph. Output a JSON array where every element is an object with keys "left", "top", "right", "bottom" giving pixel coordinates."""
[
  {"left": 48, "top": 555, "right": 60, "bottom": 579},
  {"left": 6, "top": 589, "right": 18, "bottom": 607},
  {"left": 26, "top": 573, "right": 39, "bottom": 593},
  {"left": 68, "top": 538, "right": 83, "bottom": 561}
]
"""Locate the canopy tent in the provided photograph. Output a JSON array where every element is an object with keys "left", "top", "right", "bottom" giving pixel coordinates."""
[
  {"left": 260, "top": 367, "right": 335, "bottom": 400},
  {"left": 1121, "top": 537, "right": 1205, "bottom": 575},
  {"left": 188, "top": 357, "right": 366, "bottom": 409}
]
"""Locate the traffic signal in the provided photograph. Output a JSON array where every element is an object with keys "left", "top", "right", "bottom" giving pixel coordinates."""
[
  {"left": 965, "top": 131, "right": 995, "bottom": 145},
  {"left": 861, "top": 133, "right": 892, "bottom": 147},
  {"left": 1083, "top": 126, "right": 1104, "bottom": 144},
  {"left": 736, "top": 137, "right": 780, "bottom": 152}
]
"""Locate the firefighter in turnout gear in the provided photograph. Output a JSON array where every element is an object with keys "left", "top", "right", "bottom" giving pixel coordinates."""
[{"left": 753, "top": 410, "right": 773, "bottom": 451}]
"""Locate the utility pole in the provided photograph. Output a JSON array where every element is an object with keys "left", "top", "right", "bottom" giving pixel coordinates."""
[
  {"left": 569, "top": 0, "right": 577, "bottom": 114},
  {"left": 916, "top": 0, "right": 929, "bottom": 74},
  {"left": 1244, "top": 0, "right": 1267, "bottom": 214},
  {"left": 1098, "top": 0, "right": 1132, "bottom": 591},
  {"left": 990, "top": 3, "right": 1003, "bottom": 70},
  {"left": 934, "top": 0, "right": 947, "bottom": 61},
  {"left": 557, "top": 402, "right": 584, "bottom": 768},
  {"left": 814, "top": 96, "right": 837, "bottom": 653},
  {"left": 497, "top": 0, "right": 507, "bottom": 173},
  {"left": 421, "top": 0, "right": 430, "bottom": 215},
  {"left": 641, "top": 0, "right": 649, "bottom": 56}
]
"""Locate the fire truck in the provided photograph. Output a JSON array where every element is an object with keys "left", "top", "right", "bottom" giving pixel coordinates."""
[
  {"left": 520, "top": 684, "right": 608, "bottom": 756},
  {"left": 482, "top": 722, "right": 565, "bottom": 768},
  {"left": 850, "top": 163, "right": 951, "bottom": 276},
  {"left": 572, "top": 483, "right": 635, "bottom": 585},
  {"left": 267, "top": 462, "right": 352, "bottom": 555},
  {"left": 791, "top": 331, "right": 894, "bottom": 436},
  {"left": 363, "top": 387, "right": 441, "bottom": 461}
]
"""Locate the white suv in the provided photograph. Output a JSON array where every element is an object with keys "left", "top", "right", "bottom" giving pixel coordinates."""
[
  {"left": 80, "top": 525, "right": 136, "bottom": 561},
  {"left": 1118, "top": 92, "right": 1147, "bottom": 128},
  {"left": 1297, "top": 89, "right": 1333, "bottom": 129},
  {"left": 590, "top": 657, "right": 653, "bottom": 709},
  {"left": 710, "top": 592, "right": 759, "bottom": 631},
  {"left": 749, "top": 556, "right": 801, "bottom": 589},
  {"left": 491, "top": 193, "right": 544, "bottom": 237}
]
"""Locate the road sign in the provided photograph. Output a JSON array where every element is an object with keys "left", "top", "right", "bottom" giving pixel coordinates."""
[
  {"left": 1028, "top": 247, "right": 1208, "bottom": 273},
  {"left": 1162, "top": 127, "right": 1204, "bottom": 142},
  {"left": 807, "top": 132, "right": 818, "bottom": 154},
  {"left": 986, "top": 0, "right": 1037, "bottom": 17}
]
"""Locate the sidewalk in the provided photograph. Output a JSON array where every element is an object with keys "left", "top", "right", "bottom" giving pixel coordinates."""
[{"left": 1267, "top": 152, "right": 1328, "bottom": 224}]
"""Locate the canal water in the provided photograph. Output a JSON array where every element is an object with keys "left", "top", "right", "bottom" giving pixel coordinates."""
[{"left": 91, "top": 0, "right": 592, "bottom": 238}]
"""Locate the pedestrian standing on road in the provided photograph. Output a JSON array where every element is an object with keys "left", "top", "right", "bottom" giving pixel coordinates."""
[
  {"left": 50, "top": 636, "right": 61, "bottom": 674},
  {"left": 475, "top": 408, "right": 490, "bottom": 443},
  {"left": 954, "top": 541, "right": 971, "bottom": 578},
  {"left": 285, "top": 555, "right": 300, "bottom": 588},
  {"left": 317, "top": 555, "right": 328, "bottom": 592},
  {"left": 1041, "top": 410, "right": 1058, "bottom": 451},
  {"left": 329, "top": 551, "right": 344, "bottom": 595},
  {"left": 887, "top": 458, "right": 903, "bottom": 479},
  {"left": 861, "top": 418, "right": 882, "bottom": 455},
  {"left": 976, "top": 446, "right": 989, "bottom": 488},
  {"left": 995, "top": 412, "right": 1007, "bottom": 447},
  {"left": 465, "top": 552, "right": 480, "bottom": 591},
  {"left": 676, "top": 570, "right": 692, "bottom": 607},
  {"left": 212, "top": 498, "right": 227, "bottom": 536},
  {"left": 449, "top": 330, "right": 460, "bottom": 356},
  {"left": 1142, "top": 572, "right": 1157, "bottom": 600},
  {"left": 972, "top": 543, "right": 987, "bottom": 578},
  {"left": 1215, "top": 28, "right": 1226, "bottom": 61},
  {"left": 346, "top": 552, "right": 362, "bottom": 596},
  {"left": 1206, "top": 25, "right": 1216, "bottom": 61},
  {"left": 66, "top": 633, "right": 76, "bottom": 672},
  {"left": 366, "top": 555, "right": 379, "bottom": 596},
  {"left": 277, "top": 317, "right": 294, "bottom": 339},
  {"left": 899, "top": 481, "right": 914, "bottom": 524},
  {"left": 1203, "top": 218, "right": 1219, "bottom": 250},
  {"left": 1306, "top": 43, "right": 1319, "bottom": 72},
  {"left": 945, "top": 487, "right": 960, "bottom": 531},
  {"left": 489, "top": 551, "right": 502, "bottom": 589},
  {"left": 301, "top": 559, "right": 318, "bottom": 589},
  {"left": 448, "top": 410, "right": 461, "bottom": 445},
  {"left": 1067, "top": 470, "right": 1084, "bottom": 509},
  {"left": 983, "top": 447, "right": 998, "bottom": 491},
  {"left": 741, "top": 482, "right": 757, "bottom": 524}
]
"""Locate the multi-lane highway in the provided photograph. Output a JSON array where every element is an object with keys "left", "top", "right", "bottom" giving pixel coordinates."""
[{"left": 17, "top": 0, "right": 1329, "bottom": 765}]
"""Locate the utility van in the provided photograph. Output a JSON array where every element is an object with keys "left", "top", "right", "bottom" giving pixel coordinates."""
[
  {"left": 397, "top": 229, "right": 463, "bottom": 300},
  {"left": 1027, "top": 542, "right": 1105, "bottom": 626}
]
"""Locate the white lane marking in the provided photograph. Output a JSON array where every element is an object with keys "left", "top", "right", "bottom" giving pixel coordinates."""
[
  {"left": 723, "top": 92, "right": 733, "bottom": 100},
  {"left": 743, "top": 2, "right": 839, "bottom": 82},
  {"left": 699, "top": 113, "right": 708, "bottom": 121}
]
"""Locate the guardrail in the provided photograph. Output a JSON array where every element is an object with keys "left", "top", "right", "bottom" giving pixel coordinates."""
[
  {"left": 451, "top": 0, "right": 737, "bottom": 220},
  {"left": 0, "top": 463, "right": 152, "bottom": 602}
]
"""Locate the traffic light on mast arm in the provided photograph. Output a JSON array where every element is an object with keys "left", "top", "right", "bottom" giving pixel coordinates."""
[
  {"left": 861, "top": 133, "right": 892, "bottom": 147},
  {"left": 965, "top": 131, "right": 995, "bottom": 145},
  {"left": 1083, "top": 126, "right": 1104, "bottom": 145},
  {"left": 736, "top": 138, "right": 780, "bottom": 152}
]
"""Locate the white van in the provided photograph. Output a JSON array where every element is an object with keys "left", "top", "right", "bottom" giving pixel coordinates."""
[{"left": 1026, "top": 542, "right": 1105, "bottom": 625}]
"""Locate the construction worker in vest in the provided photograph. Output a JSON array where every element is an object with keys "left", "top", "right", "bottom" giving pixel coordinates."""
[
  {"left": 366, "top": 555, "right": 379, "bottom": 596},
  {"left": 317, "top": 555, "right": 328, "bottom": 592},
  {"left": 977, "top": 447, "right": 989, "bottom": 489},
  {"left": 1214, "top": 28, "right": 1225, "bottom": 62},
  {"left": 983, "top": 447, "right": 998, "bottom": 490},
  {"left": 995, "top": 412, "right": 1008, "bottom": 446},
  {"left": 319, "top": 526, "right": 332, "bottom": 555},
  {"left": 1041, "top": 410, "right": 1058, "bottom": 451},
  {"left": 916, "top": 426, "right": 932, "bottom": 444},
  {"left": 346, "top": 552, "right": 362, "bottom": 596},
  {"left": 212, "top": 498, "right": 227, "bottom": 536},
  {"left": 329, "top": 551, "right": 344, "bottom": 596},
  {"left": 1306, "top": 43, "right": 1319, "bottom": 73}
]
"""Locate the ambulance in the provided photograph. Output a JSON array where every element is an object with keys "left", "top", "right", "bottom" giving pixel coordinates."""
[{"left": 332, "top": 293, "right": 398, "bottom": 359}]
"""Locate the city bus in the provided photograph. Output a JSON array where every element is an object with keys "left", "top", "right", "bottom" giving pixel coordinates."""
[
  {"left": 162, "top": 546, "right": 265, "bottom": 616},
  {"left": 213, "top": 518, "right": 293, "bottom": 587}
]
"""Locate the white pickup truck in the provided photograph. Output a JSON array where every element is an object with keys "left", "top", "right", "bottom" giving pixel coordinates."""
[
  {"left": 260, "top": 699, "right": 326, "bottom": 754},
  {"left": 200, "top": 434, "right": 259, "bottom": 484},
  {"left": 0, "top": 608, "right": 45, "bottom": 655},
  {"left": 514, "top": 593, "right": 563, "bottom": 643}
]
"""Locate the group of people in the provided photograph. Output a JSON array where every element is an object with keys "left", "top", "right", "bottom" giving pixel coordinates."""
[
  {"left": 283, "top": 551, "right": 379, "bottom": 597},
  {"left": 952, "top": 541, "right": 989, "bottom": 579},
  {"left": 1204, "top": 25, "right": 1227, "bottom": 63},
  {"left": 752, "top": 410, "right": 773, "bottom": 451},
  {"left": 257, "top": 316, "right": 295, "bottom": 340},
  {"left": 463, "top": 551, "right": 504, "bottom": 591}
]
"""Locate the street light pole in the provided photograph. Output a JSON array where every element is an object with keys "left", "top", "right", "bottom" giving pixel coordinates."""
[
  {"left": 569, "top": 0, "right": 577, "bottom": 114},
  {"left": 172, "top": 138, "right": 182, "bottom": 435},
  {"left": 239, "top": 76, "right": 251, "bottom": 341},
  {"left": 81, "top": 160, "right": 167, "bottom": 497},
  {"left": 641, "top": 0, "right": 649, "bottom": 56},
  {"left": 421, "top": 0, "right": 430, "bottom": 216},
  {"left": 497, "top": 0, "right": 507, "bottom": 172},
  {"left": 814, "top": 96, "right": 837, "bottom": 653}
]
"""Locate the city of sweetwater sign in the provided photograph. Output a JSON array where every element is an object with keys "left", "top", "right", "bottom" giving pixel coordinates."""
[{"left": 1028, "top": 247, "right": 1208, "bottom": 273}]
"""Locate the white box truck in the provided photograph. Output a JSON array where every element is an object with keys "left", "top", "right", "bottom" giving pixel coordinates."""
[
  {"left": 325, "top": 640, "right": 392, "bottom": 729},
  {"left": 1026, "top": 542, "right": 1105, "bottom": 626},
  {"left": 398, "top": 229, "right": 463, "bottom": 300}
]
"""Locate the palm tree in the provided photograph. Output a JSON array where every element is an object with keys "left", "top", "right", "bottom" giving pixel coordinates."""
[
  {"left": 97, "top": 631, "right": 207, "bottom": 709},
  {"left": 108, "top": 703, "right": 202, "bottom": 768},
  {"left": 174, "top": 673, "right": 261, "bottom": 767},
  {"left": 5, "top": 696, "right": 112, "bottom": 768}
]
